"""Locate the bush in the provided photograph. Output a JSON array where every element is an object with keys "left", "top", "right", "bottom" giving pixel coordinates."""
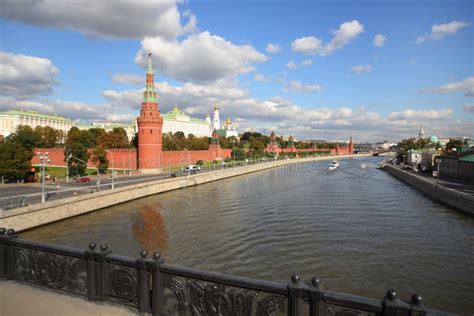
[{"left": 196, "top": 160, "right": 204, "bottom": 166}]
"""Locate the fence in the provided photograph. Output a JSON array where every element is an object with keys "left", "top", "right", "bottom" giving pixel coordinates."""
[{"left": 0, "top": 228, "right": 448, "bottom": 315}]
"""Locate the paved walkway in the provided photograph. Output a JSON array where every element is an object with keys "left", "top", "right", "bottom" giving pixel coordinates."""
[
  {"left": 403, "top": 167, "right": 474, "bottom": 196},
  {"left": 0, "top": 281, "right": 137, "bottom": 316}
]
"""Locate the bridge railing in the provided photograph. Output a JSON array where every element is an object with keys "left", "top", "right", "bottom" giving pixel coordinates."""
[{"left": 0, "top": 228, "right": 450, "bottom": 315}]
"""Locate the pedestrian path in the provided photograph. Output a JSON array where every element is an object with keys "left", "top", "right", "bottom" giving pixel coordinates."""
[{"left": 0, "top": 281, "right": 136, "bottom": 316}]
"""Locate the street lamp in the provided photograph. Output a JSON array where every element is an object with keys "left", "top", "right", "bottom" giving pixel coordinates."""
[
  {"left": 38, "top": 151, "right": 50, "bottom": 203},
  {"left": 66, "top": 153, "right": 72, "bottom": 182},
  {"left": 184, "top": 149, "right": 190, "bottom": 176},
  {"left": 105, "top": 150, "right": 115, "bottom": 189},
  {"left": 436, "top": 158, "right": 441, "bottom": 184}
]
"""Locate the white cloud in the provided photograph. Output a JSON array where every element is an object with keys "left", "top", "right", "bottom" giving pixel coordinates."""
[
  {"left": 291, "top": 36, "right": 322, "bottom": 55},
  {"left": 373, "top": 34, "right": 386, "bottom": 47},
  {"left": 0, "top": 97, "right": 135, "bottom": 123},
  {"left": 462, "top": 103, "right": 474, "bottom": 114},
  {"left": 101, "top": 78, "right": 471, "bottom": 141},
  {"left": 388, "top": 109, "right": 453, "bottom": 121},
  {"left": 416, "top": 21, "right": 470, "bottom": 43},
  {"left": 434, "top": 76, "right": 474, "bottom": 96},
  {"left": 300, "top": 59, "right": 313, "bottom": 67},
  {"left": 266, "top": 43, "right": 281, "bottom": 54},
  {"left": 254, "top": 73, "right": 268, "bottom": 82},
  {"left": 112, "top": 74, "right": 143, "bottom": 84},
  {"left": 0, "top": 51, "right": 59, "bottom": 99},
  {"left": 286, "top": 61, "right": 297, "bottom": 70},
  {"left": 135, "top": 32, "right": 267, "bottom": 83},
  {"left": 291, "top": 20, "right": 364, "bottom": 56},
  {"left": 0, "top": 0, "right": 196, "bottom": 40},
  {"left": 285, "top": 81, "right": 322, "bottom": 93},
  {"left": 351, "top": 64, "right": 373, "bottom": 74}
]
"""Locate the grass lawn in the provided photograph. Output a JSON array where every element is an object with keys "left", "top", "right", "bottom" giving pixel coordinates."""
[{"left": 32, "top": 166, "right": 99, "bottom": 179}]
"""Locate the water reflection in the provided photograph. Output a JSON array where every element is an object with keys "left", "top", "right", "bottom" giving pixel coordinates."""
[{"left": 132, "top": 204, "right": 168, "bottom": 255}]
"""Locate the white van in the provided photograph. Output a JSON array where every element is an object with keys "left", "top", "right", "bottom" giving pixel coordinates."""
[{"left": 184, "top": 165, "right": 201, "bottom": 173}]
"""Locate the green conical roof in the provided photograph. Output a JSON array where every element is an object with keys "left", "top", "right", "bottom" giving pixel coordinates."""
[
  {"left": 147, "top": 53, "right": 154, "bottom": 75},
  {"left": 143, "top": 53, "right": 157, "bottom": 103}
]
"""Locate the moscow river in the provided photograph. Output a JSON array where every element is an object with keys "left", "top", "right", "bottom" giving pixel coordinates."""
[{"left": 22, "top": 157, "right": 474, "bottom": 314}]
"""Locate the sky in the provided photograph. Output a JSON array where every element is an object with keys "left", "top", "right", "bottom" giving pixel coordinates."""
[{"left": 0, "top": 0, "right": 473, "bottom": 142}]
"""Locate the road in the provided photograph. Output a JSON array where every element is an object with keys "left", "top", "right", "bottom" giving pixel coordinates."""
[{"left": 0, "top": 160, "right": 262, "bottom": 210}]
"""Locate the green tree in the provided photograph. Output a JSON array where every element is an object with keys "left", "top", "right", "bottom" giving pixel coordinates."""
[
  {"left": 445, "top": 139, "right": 463, "bottom": 152},
  {"left": 91, "top": 146, "right": 109, "bottom": 173},
  {"left": 65, "top": 127, "right": 91, "bottom": 176},
  {"left": 34, "top": 126, "right": 62, "bottom": 148},
  {"left": 96, "top": 129, "right": 129, "bottom": 149},
  {"left": 0, "top": 141, "right": 34, "bottom": 180},
  {"left": 87, "top": 128, "right": 106, "bottom": 146},
  {"left": 7, "top": 125, "right": 41, "bottom": 151}
]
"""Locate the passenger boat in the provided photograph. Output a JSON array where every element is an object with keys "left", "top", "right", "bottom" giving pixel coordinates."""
[{"left": 328, "top": 161, "right": 339, "bottom": 170}]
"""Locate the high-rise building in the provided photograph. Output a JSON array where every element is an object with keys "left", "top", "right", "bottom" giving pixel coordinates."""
[{"left": 136, "top": 53, "right": 163, "bottom": 172}]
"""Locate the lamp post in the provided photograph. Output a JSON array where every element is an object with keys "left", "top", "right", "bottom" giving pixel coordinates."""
[
  {"left": 436, "top": 158, "right": 441, "bottom": 184},
  {"left": 38, "top": 151, "right": 50, "bottom": 203},
  {"left": 184, "top": 149, "right": 190, "bottom": 176},
  {"left": 105, "top": 150, "right": 115, "bottom": 190},
  {"left": 66, "top": 153, "right": 72, "bottom": 182}
]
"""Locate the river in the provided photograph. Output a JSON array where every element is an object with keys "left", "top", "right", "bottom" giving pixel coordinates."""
[{"left": 22, "top": 157, "right": 474, "bottom": 314}]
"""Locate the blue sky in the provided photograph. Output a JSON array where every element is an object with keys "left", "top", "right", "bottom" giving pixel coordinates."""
[{"left": 0, "top": 0, "right": 472, "bottom": 141}]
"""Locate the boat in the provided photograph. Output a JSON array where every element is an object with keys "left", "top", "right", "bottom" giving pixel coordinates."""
[
  {"left": 360, "top": 163, "right": 367, "bottom": 169},
  {"left": 328, "top": 161, "right": 339, "bottom": 170}
]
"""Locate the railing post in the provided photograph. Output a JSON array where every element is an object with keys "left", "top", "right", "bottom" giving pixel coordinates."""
[
  {"left": 409, "top": 294, "right": 427, "bottom": 316},
  {"left": 97, "top": 244, "right": 111, "bottom": 302},
  {"left": 287, "top": 274, "right": 309, "bottom": 316},
  {"left": 136, "top": 250, "right": 152, "bottom": 313},
  {"left": 309, "top": 277, "right": 325, "bottom": 316},
  {"left": 382, "top": 289, "right": 411, "bottom": 316},
  {"left": 0, "top": 228, "right": 18, "bottom": 280},
  {"left": 85, "top": 242, "right": 99, "bottom": 301},
  {"left": 150, "top": 252, "right": 165, "bottom": 316}
]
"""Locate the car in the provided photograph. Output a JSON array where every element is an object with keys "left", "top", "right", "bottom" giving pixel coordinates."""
[
  {"left": 184, "top": 165, "right": 201, "bottom": 173},
  {"left": 76, "top": 177, "right": 90, "bottom": 183}
]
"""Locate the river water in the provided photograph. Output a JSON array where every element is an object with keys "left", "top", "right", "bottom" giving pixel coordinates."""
[{"left": 22, "top": 157, "right": 474, "bottom": 314}]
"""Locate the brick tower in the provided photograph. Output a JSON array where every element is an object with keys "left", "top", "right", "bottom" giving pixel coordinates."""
[{"left": 137, "top": 53, "right": 163, "bottom": 173}]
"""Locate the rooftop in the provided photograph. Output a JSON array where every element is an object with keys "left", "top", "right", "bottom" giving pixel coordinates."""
[{"left": 0, "top": 110, "right": 73, "bottom": 122}]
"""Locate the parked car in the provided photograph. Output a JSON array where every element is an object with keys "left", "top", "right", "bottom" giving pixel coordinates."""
[
  {"left": 184, "top": 165, "right": 201, "bottom": 174},
  {"left": 76, "top": 177, "right": 90, "bottom": 183}
]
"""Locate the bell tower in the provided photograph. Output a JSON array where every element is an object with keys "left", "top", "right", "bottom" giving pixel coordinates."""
[{"left": 137, "top": 53, "right": 163, "bottom": 172}]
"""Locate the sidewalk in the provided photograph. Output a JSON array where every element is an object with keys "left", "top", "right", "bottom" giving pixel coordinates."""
[
  {"left": 404, "top": 167, "right": 474, "bottom": 196},
  {"left": 0, "top": 281, "right": 136, "bottom": 316}
]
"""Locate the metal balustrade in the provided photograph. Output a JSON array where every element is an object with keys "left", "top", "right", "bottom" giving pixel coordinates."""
[{"left": 0, "top": 228, "right": 452, "bottom": 315}]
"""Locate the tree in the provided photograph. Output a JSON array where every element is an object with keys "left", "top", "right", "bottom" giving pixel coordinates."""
[
  {"left": 34, "top": 126, "right": 61, "bottom": 148},
  {"left": 0, "top": 141, "right": 34, "bottom": 180},
  {"left": 87, "top": 128, "right": 106, "bottom": 146},
  {"left": 446, "top": 139, "right": 463, "bottom": 153},
  {"left": 65, "top": 127, "right": 91, "bottom": 176},
  {"left": 91, "top": 146, "right": 109, "bottom": 173},
  {"left": 96, "top": 129, "right": 129, "bottom": 149},
  {"left": 7, "top": 125, "right": 41, "bottom": 151}
]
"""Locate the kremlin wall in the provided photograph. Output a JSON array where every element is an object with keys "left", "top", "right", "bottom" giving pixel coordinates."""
[{"left": 31, "top": 54, "right": 352, "bottom": 172}]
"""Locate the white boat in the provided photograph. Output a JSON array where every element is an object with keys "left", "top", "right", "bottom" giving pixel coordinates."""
[
  {"left": 328, "top": 161, "right": 339, "bottom": 170},
  {"left": 360, "top": 163, "right": 367, "bottom": 169}
]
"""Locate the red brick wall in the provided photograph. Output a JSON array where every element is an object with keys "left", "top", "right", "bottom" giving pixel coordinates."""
[
  {"left": 32, "top": 147, "right": 232, "bottom": 170},
  {"left": 32, "top": 148, "right": 65, "bottom": 167},
  {"left": 162, "top": 148, "right": 232, "bottom": 168}
]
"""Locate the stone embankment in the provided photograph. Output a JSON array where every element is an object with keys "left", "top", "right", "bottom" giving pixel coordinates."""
[
  {"left": 383, "top": 164, "right": 474, "bottom": 216},
  {"left": 1, "top": 154, "right": 367, "bottom": 232}
]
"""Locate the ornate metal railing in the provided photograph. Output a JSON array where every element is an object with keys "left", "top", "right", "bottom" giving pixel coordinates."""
[{"left": 0, "top": 228, "right": 452, "bottom": 315}]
